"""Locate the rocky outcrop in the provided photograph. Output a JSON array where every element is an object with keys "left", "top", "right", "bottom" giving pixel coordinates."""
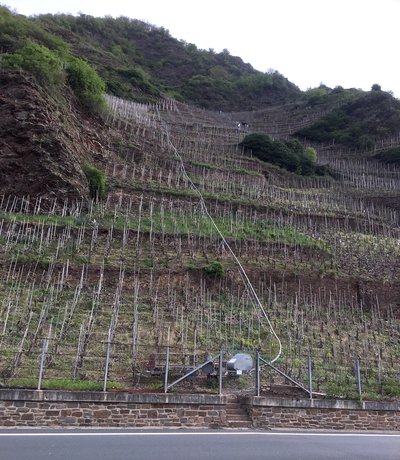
[{"left": 0, "top": 71, "right": 106, "bottom": 202}]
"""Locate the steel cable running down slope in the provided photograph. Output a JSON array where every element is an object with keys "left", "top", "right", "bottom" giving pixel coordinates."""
[{"left": 160, "top": 119, "right": 282, "bottom": 364}]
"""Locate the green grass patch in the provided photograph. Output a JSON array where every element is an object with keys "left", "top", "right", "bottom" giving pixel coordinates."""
[
  {"left": 230, "top": 167, "right": 263, "bottom": 177},
  {"left": 102, "top": 209, "right": 321, "bottom": 247},
  {"left": 189, "top": 160, "right": 219, "bottom": 170},
  {"left": 5, "top": 378, "right": 124, "bottom": 391},
  {"left": 0, "top": 211, "right": 80, "bottom": 227}
]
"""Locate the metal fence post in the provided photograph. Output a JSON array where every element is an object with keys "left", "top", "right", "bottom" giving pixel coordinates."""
[
  {"left": 103, "top": 329, "right": 111, "bottom": 392},
  {"left": 37, "top": 338, "right": 48, "bottom": 390},
  {"left": 218, "top": 350, "right": 223, "bottom": 395},
  {"left": 164, "top": 344, "right": 170, "bottom": 393},
  {"left": 308, "top": 354, "right": 313, "bottom": 401},
  {"left": 255, "top": 350, "right": 260, "bottom": 396},
  {"left": 164, "top": 327, "right": 170, "bottom": 393},
  {"left": 355, "top": 356, "right": 362, "bottom": 398},
  {"left": 377, "top": 351, "right": 382, "bottom": 385}
]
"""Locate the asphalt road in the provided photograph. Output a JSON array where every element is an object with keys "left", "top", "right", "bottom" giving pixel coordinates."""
[{"left": 1, "top": 429, "right": 400, "bottom": 460}]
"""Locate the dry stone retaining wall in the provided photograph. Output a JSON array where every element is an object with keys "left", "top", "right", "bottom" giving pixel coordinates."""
[
  {"left": 0, "top": 390, "right": 399, "bottom": 430},
  {"left": 246, "top": 396, "right": 400, "bottom": 431},
  {"left": 0, "top": 390, "right": 226, "bottom": 428}
]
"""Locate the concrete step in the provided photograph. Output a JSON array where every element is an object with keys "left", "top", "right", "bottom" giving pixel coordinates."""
[
  {"left": 228, "top": 420, "right": 252, "bottom": 428},
  {"left": 226, "top": 406, "right": 246, "bottom": 412},
  {"left": 226, "top": 409, "right": 246, "bottom": 416},
  {"left": 227, "top": 414, "right": 250, "bottom": 421},
  {"left": 224, "top": 396, "right": 252, "bottom": 428}
]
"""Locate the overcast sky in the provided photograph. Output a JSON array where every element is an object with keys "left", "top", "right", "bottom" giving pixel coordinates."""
[{"left": 3, "top": 0, "right": 400, "bottom": 98}]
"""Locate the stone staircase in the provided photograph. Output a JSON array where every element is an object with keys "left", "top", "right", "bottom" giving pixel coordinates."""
[{"left": 225, "top": 394, "right": 252, "bottom": 428}]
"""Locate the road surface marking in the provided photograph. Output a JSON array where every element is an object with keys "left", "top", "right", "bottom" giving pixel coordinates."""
[{"left": 0, "top": 431, "right": 399, "bottom": 437}]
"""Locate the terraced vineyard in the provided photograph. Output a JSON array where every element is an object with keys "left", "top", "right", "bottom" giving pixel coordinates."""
[{"left": 1, "top": 94, "right": 399, "bottom": 399}]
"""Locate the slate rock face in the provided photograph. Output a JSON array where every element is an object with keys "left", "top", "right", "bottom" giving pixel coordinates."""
[{"left": 0, "top": 71, "right": 106, "bottom": 203}]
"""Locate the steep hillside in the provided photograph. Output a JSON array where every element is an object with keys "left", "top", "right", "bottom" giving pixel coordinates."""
[
  {"left": 0, "top": 6, "right": 300, "bottom": 110},
  {"left": 295, "top": 90, "right": 400, "bottom": 150},
  {"left": 1, "top": 80, "right": 400, "bottom": 398},
  {"left": 0, "top": 7, "right": 400, "bottom": 400},
  {"left": 34, "top": 13, "right": 302, "bottom": 110}
]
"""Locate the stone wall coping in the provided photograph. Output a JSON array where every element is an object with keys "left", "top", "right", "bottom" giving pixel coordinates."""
[
  {"left": 247, "top": 396, "right": 400, "bottom": 412},
  {"left": 1, "top": 390, "right": 398, "bottom": 412},
  {"left": 0, "top": 389, "right": 226, "bottom": 405}
]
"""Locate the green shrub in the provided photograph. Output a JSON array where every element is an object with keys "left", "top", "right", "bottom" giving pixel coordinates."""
[
  {"left": 0, "top": 6, "right": 68, "bottom": 54},
  {"left": 1, "top": 41, "right": 64, "bottom": 91},
  {"left": 83, "top": 163, "right": 106, "bottom": 199},
  {"left": 296, "top": 91, "right": 400, "bottom": 149},
  {"left": 305, "top": 146, "right": 318, "bottom": 163},
  {"left": 66, "top": 57, "right": 106, "bottom": 113},
  {"left": 314, "top": 164, "right": 335, "bottom": 177},
  {"left": 236, "top": 73, "right": 273, "bottom": 94},
  {"left": 117, "top": 66, "right": 160, "bottom": 95},
  {"left": 374, "top": 147, "right": 400, "bottom": 165},
  {"left": 203, "top": 261, "right": 224, "bottom": 277},
  {"left": 239, "top": 133, "right": 320, "bottom": 176},
  {"left": 381, "top": 380, "right": 400, "bottom": 398},
  {"left": 302, "top": 85, "right": 330, "bottom": 106},
  {"left": 326, "top": 375, "right": 357, "bottom": 399},
  {"left": 1, "top": 39, "right": 105, "bottom": 117}
]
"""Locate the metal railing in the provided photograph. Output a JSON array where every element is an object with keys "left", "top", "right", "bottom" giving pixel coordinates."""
[{"left": 1, "top": 338, "right": 398, "bottom": 400}]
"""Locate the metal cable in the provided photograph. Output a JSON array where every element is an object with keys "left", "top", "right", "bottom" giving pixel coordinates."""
[{"left": 160, "top": 120, "right": 282, "bottom": 364}]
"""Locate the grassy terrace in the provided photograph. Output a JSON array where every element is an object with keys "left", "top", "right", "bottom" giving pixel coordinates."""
[{"left": 0, "top": 210, "right": 318, "bottom": 245}]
